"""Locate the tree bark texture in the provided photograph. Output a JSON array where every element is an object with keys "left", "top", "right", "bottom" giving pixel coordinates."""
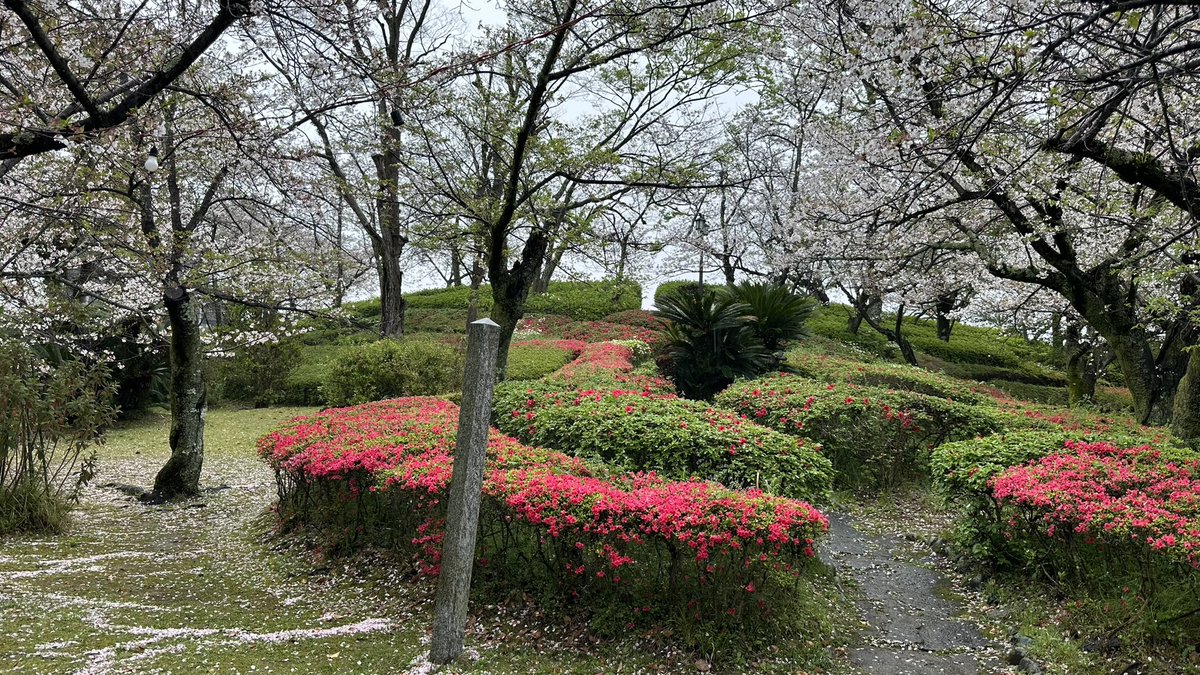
[{"left": 152, "top": 288, "right": 206, "bottom": 499}]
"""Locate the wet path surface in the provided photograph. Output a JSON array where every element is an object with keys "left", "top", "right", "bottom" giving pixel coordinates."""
[{"left": 821, "top": 511, "right": 1004, "bottom": 674}]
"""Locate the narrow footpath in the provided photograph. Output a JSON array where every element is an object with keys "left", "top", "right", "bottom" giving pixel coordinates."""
[{"left": 822, "top": 511, "right": 1006, "bottom": 674}]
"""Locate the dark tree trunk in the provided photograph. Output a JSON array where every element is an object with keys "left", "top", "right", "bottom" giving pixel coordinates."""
[
  {"left": 489, "top": 230, "right": 550, "bottom": 380},
  {"left": 531, "top": 242, "right": 564, "bottom": 295},
  {"left": 859, "top": 302, "right": 918, "bottom": 366},
  {"left": 378, "top": 232, "right": 407, "bottom": 337},
  {"left": 935, "top": 313, "right": 954, "bottom": 342},
  {"left": 934, "top": 295, "right": 955, "bottom": 342},
  {"left": 848, "top": 292, "right": 881, "bottom": 335},
  {"left": 152, "top": 288, "right": 206, "bottom": 500},
  {"left": 1171, "top": 347, "right": 1200, "bottom": 446},
  {"left": 374, "top": 122, "right": 408, "bottom": 338},
  {"left": 1063, "top": 320, "right": 1097, "bottom": 405},
  {"left": 721, "top": 253, "right": 736, "bottom": 286}
]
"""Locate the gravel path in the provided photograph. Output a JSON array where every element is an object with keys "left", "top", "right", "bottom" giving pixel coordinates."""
[{"left": 821, "top": 511, "right": 1007, "bottom": 675}]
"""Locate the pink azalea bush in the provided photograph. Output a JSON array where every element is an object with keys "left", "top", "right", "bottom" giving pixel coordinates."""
[
  {"left": 547, "top": 341, "right": 675, "bottom": 394},
  {"left": 716, "top": 374, "right": 1007, "bottom": 489},
  {"left": 259, "top": 397, "right": 829, "bottom": 622},
  {"left": 991, "top": 441, "right": 1200, "bottom": 569}
]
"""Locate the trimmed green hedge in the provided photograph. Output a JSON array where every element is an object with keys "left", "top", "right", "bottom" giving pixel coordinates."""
[
  {"left": 322, "top": 339, "right": 463, "bottom": 407},
  {"left": 786, "top": 344, "right": 988, "bottom": 405},
  {"left": 505, "top": 341, "right": 582, "bottom": 381},
  {"left": 716, "top": 374, "right": 1010, "bottom": 489},
  {"left": 405, "top": 280, "right": 641, "bottom": 321},
  {"left": 652, "top": 281, "right": 702, "bottom": 306},
  {"left": 493, "top": 381, "right": 834, "bottom": 500}
]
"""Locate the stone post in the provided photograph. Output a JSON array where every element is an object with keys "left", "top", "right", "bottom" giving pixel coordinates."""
[{"left": 428, "top": 318, "right": 500, "bottom": 665}]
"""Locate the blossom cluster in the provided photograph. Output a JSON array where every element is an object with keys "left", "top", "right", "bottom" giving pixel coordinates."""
[
  {"left": 259, "top": 397, "right": 829, "bottom": 591},
  {"left": 990, "top": 441, "right": 1200, "bottom": 567}
]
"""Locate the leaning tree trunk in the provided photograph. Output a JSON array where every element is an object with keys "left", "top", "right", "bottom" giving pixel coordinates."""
[
  {"left": 1171, "top": 347, "right": 1200, "bottom": 446},
  {"left": 152, "top": 288, "right": 206, "bottom": 500},
  {"left": 489, "top": 231, "right": 550, "bottom": 380}
]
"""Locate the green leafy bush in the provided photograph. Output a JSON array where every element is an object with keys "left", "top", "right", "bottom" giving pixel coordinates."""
[
  {"left": 405, "top": 281, "right": 641, "bottom": 321},
  {"left": 716, "top": 375, "right": 1010, "bottom": 490},
  {"left": 787, "top": 344, "right": 988, "bottom": 405},
  {"left": 214, "top": 340, "right": 302, "bottom": 407},
  {"left": 493, "top": 381, "right": 833, "bottom": 500},
  {"left": 984, "top": 380, "right": 1069, "bottom": 406},
  {"left": 322, "top": 339, "right": 463, "bottom": 406},
  {"left": 505, "top": 340, "right": 583, "bottom": 381},
  {"left": 406, "top": 308, "right": 471, "bottom": 333},
  {"left": 0, "top": 343, "right": 115, "bottom": 535},
  {"left": 653, "top": 281, "right": 702, "bottom": 306}
]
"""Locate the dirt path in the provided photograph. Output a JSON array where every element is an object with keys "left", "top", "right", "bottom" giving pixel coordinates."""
[{"left": 821, "top": 510, "right": 1006, "bottom": 674}]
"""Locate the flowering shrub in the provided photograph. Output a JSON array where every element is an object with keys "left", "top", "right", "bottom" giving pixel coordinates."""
[
  {"left": 934, "top": 431, "right": 1195, "bottom": 563},
  {"left": 601, "top": 309, "right": 665, "bottom": 331},
  {"left": 716, "top": 374, "right": 1008, "bottom": 489},
  {"left": 990, "top": 441, "right": 1200, "bottom": 568},
  {"left": 560, "top": 320, "right": 663, "bottom": 346},
  {"left": 546, "top": 342, "right": 675, "bottom": 394},
  {"left": 492, "top": 382, "right": 834, "bottom": 500},
  {"left": 786, "top": 345, "right": 988, "bottom": 405},
  {"left": 259, "top": 397, "right": 829, "bottom": 626}
]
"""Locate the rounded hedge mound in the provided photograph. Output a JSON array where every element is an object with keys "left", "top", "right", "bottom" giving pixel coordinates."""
[
  {"left": 716, "top": 374, "right": 1010, "bottom": 489},
  {"left": 493, "top": 382, "right": 834, "bottom": 501}
]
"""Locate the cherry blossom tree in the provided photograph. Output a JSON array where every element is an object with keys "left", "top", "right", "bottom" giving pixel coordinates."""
[{"left": 777, "top": 0, "right": 1200, "bottom": 435}]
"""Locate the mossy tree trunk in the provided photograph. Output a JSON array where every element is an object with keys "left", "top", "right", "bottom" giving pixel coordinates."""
[
  {"left": 152, "top": 288, "right": 206, "bottom": 499},
  {"left": 1172, "top": 347, "right": 1200, "bottom": 446}
]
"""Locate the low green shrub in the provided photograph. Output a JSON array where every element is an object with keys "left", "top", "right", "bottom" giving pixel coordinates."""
[
  {"left": 214, "top": 340, "right": 302, "bottom": 407},
  {"left": 933, "top": 359, "right": 1067, "bottom": 387},
  {"left": 505, "top": 340, "right": 584, "bottom": 381},
  {"left": 322, "top": 339, "right": 463, "bottom": 407},
  {"left": 405, "top": 281, "right": 641, "bottom": 321},
  {"left": 0, "top": 342, "right": 115, "bottom": 535},
  {"left": 804, "top": 305, "right": 899, "bottom": 358},
  {"left": 716, "top": 375, "right": 1010, "bottom": 490},
  {"left": 493, "top": 382, "right": 834, "bottom": 500},
  {"left": 406, "top": 308, "right": 471, "bottom": 333},
  {"left": 984, "top": 380, "right": 1069, "bottom": 406},
  {"left": 787, "top": 344, "right": 988, "bottom": 405}
]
